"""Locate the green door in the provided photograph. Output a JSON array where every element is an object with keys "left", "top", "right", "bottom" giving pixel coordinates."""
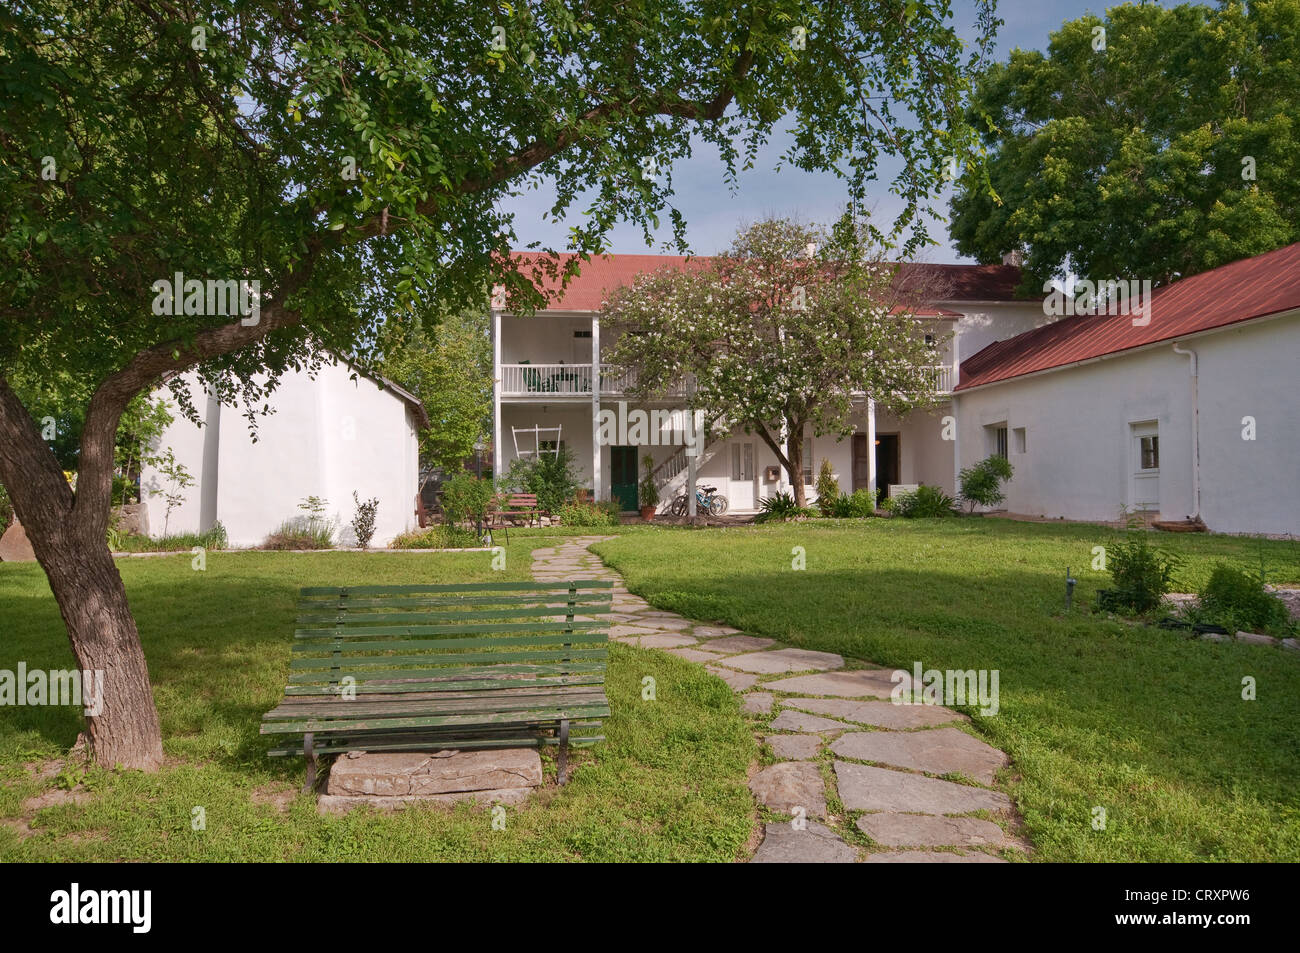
[{"left": 610, "top": 446, "right": 639, "bottom": 512}]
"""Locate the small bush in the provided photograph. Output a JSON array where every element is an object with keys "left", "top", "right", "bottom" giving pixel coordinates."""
[
  {"left": 351, "top": 492, "right": 380, "bottom": 549},
  {"left": 755, "top": 491, "right": 815, "bottom": 523},
  {"left": 814, "top": 459, "right": 840, "bottom": 516},
  {"left": 505, "top": 447, "right": 581, "bottom": 515},
  {"left": 113, "top": 522, "right": 228, "bottom": 553},
  {"left": 555, "top": 501, "right": 619, "bottom": 527},
  {"left": 959, "top": 455, "right": 1014, "bottom": 512},
  {"left": 1105, "top": 533, "right": 1181, "bottom": 614},
  {"left": 440, "top": 472, "right": 495, "bottom": 527},
  {"left": 263, "top": 515, "right": 335, "bottom": 550},
  {"left": 391, "top": 525, "right": 483, "bottom": 549},
  {"left": 1197, "top": 564, "right": 1291, "bottom": 634},
  {"left": 894, "top": 485, "right": 958, "bottom": 518},
  {"left": 826, "top": 489, "right": 876, "bottom": 518}
]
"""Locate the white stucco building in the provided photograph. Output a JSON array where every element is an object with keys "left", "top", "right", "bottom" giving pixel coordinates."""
[
  {"left": 141, "top": 357, "right": 427, "bottom": 547},
  {"left": 492, "top": 252, "right": 1046, "bottom": 512},
  {"left": 953, "top": 242, "right": 1300, "bottom": 535}
]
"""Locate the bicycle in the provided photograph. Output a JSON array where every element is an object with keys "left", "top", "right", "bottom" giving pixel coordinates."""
[{"left": 669, "top": 483, "right": 729, "bottom": 516}]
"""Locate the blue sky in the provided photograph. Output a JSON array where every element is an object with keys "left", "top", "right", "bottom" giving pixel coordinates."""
[{"left": 498, "top": 0, "right": 1183, "bottom": 263}]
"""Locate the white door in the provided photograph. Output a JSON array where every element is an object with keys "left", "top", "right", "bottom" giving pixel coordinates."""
[
  {"left": 729, "top": 442, "right": 756, "bottom": 511},
  {"left": 1130, "top": 422, "right": 1160, "bottom": 512}
]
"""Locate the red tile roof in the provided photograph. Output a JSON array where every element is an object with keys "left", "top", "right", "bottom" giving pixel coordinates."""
[
  {"left": 506, "top": 252, "right": 1026, "bottom": 311},
  {"left": 955, "top": 242, "right": 1300, "bottom": 392}
]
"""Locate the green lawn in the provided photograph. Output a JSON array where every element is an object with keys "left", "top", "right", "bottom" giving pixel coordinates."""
[
  {"left": 0, "top": 548, "right": 755, "bottom": 861},
  {"left": 593, "top": 518, "right": 1300, "bottom": 862}
]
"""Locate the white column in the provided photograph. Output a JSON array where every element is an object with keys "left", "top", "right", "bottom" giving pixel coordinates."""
[
  {"left": 950, "top": 393, "right": 962, "bottom": 494},
  {"left": 866, "top": 398, "right": 878, "bottom": 498},
  {"left": 591, "top": 315, "right": 602, "bottom": 500},
  {"left": 492, "top": 307, "right": 503, "bottom": 481},
  {"left": 687, "top": 452, "right": 697, "bottom": 517}
]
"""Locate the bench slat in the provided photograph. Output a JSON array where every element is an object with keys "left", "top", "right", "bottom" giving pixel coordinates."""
[
  {"left": 261, "top": 701, "right": 611, "bottom": 734},
  {"left": 292, "top": 620, "right": 606, "bottom": 639},
  {"left": 291, "top": 633, "right": 608, "bottom": 655},
  {"left": 298, "top": 581, "right": 612, "bottom": 597}
]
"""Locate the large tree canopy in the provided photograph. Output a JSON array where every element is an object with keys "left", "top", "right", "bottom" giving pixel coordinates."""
[
  {"left": 950, "top": 0, "right": 1300, "bottom": 290},
  {"left": 0, "top": 0, "right": 996, "bottom": 769}
]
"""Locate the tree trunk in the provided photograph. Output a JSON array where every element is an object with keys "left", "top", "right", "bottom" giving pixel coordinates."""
[
  {"left": 787, "top": 431, "right": 806, "bottom": 508},
  {"left": 0, "top": 378, "right": 164, "bottom": 771}
]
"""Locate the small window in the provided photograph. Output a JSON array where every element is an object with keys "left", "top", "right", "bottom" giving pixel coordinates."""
[
  {"left": 1013, "top": 427, "right": 1026, "bottom": 454},
  {"left": 573, "top": 329, "right": 592, "bottom": 338},
  {"left": 731, "top": 444, "right": 754, "bottom": 481},
  {"left": 994, "top": 426, "right": 1008, "bottom": 459},
  {"left": 1139, "top": 435, "right": 1159, "bottom": 470}
]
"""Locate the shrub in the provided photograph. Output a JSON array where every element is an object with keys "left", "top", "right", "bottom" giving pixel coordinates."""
[
  {"left": 555, "top": 501, "right": 619, "bottom": 527},
  {"left": 263, "top": 518, "right": 336, "bottom": 550},
  {"left": 639, "top": 455, "right": 659, "bottom": 509},
  {"left": 959, "top": 455, "right": 1014, "bottom": 512},
  {"left": 826, "top": 489, "right": 876, "bottom": 518},
  {"left": 894, "top": 485, "right": 958, "bottom": 518},
  {"left": 391, "top": 525, "right": 482, "bottom": 549},
  {"left": 113, "top": 522, "right": 227, "bottom": 553},
  {"left": 1197, "top": 564, "right": 1291, "bottom": 634},
  {"left": 440, "top": 472, "right": 495, "bottom": 527},
  {"left": 351, "top": 492, "right": 380, "bottom": 549},
  {"left": 505, "top": 446, "right": 581, "bottom": 515},
  {"left": 1105, "top": 533, "right": 1181, "bottom": 614},
  {"left": 755, "top": 491, "right": 815, "bottom": 522},
  {"left": 814, "top": 458, "right": 840, "bottom": 516}
]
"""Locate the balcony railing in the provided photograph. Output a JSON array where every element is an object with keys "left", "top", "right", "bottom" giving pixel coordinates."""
[
  {"left": 499, "top": 363, "right": 951, "bottom": 397},
  {"left": 930, "top": 364, "right": 954, "bottom": 394}
]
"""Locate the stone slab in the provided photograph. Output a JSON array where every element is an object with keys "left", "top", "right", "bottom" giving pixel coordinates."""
[
  {"left": 830, "top": 727, "right": 1008, "bottom": 785},
  {"left": 610, "top": 624, "right": 660, "bottom": 637},
  {"left": 707, "top": 666, "right": 760, "bottom": 692},
  {"left": 665, "top": 647, "right": 724, "bottom": 663},
  {"left": 705, "top": 635, "right": 778, "bottom": 654},
  {"left": 748, "top": 761, "right": 826, "bottom": 817},
  {"left": 719, "top": 648, "right": 844, "bottom": 674},
  {"left": 631, "top": 633, "right": 698, "bottom": 649},
  {"left": 864, "top": 849, "right": 1006, "bottom": 863},
  {"left": 766, "top": 735, "right": 823, "bottom": 760},
  {"left": 833, "top": 761, "right": 1011, "bottom": 815},
  {"left": 784, "top": 697, "right": 964, "bottom": 729},
  {"left": 318, "top": 786, "right": 533, "bottom": 814},
  {"left": 751, "top": 821, "right": 858, "bottom": 864},
  {"left": 325, "top": 749, "right": 542, "bottom": 797},
  {"left": 856, "top": 812, "right": 1011, "bottom": 848},
  {"left": 691, "top": 626, "right": 735, "bottom": 639},
  {"left": 741, "top": 692, "right": 776, "bottom": 715},
  {"left": 763, "top": 669, "right": 899, "bottom": 698},
  {"left": 1236, "top": 631, "right": 1279, "bottom": 646},
  {"left": 769, "top": 710, "right": 849, "bottom": 734}
]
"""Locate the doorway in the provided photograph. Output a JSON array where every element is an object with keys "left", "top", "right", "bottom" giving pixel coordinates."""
[
  {"left": 1129, "top": 422, "right": 1160, "bottom": 513},
  {"left": 875, "top": 433, "right": 900, "bottom": 504},
  {"left": 729, "top": 441, "right": 756, "bottom": 511},
  {"left": 852, "top": 434, "right": 871, "bottom": 492},
  {"left": 610, "top": 445, "right": 639, "bottom": 512}
]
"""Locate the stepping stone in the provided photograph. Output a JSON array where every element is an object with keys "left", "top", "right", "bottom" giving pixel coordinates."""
[
  {"left": 764, "top": 669, "right": 899, "bottom": 698},
  {"left": 766, "top": 735, "right": 823, "bottom": 760},
  {"left": 638, "top": 617, "right": 691, "bottom": 631},
  {"left": 719, "top": 648, "right": 844, "bottom": 674},
  {"left": 691, "top": 626, "right": 733, "bottom": 639},
  {"left": 751, "top": 821, "right": 858, "bottom": 864},
  {"left": 784, "top": 697, "right": 964, "bottom": 729},
  {"left": 666, "top": 647, "right": 724, "bottom": 663},
  {"left": 326, "top": 749, "right": 542, "bottom": 797},
  {"left": 741, "top": 692, "right": 775, "bottom": 715},
  {"left": 856, "top": 813, "right": 1011, "bottom": 849},
  {"left": 864, "top": 850, "right": 1006, "bottom": 863},
  {"left": 1235, "top": 631, "right": 1279, "bottom": 646},
  {"left": 748, "top": 762, "right": 826, "bottom": 817},
  {"left": 705, "top": 635, "right": 777, "bottom": 654},
  {"left": 707, "top": 666, "right": 760, "bottom": 692},
  {"left": 834, "top": 762, "right": 1011, "bottom": 815},
  {"left": 611, "top": 624, "right": 660, "bottom": 637},
  {"left": 769, "top": 710, "right": 849, "bottom": 734},
  {"left": 633, "top": 633, "right": 698, "bottom": 650},
  {"left": 830, "top": 728, "right": 1008, "bottom": 785}
]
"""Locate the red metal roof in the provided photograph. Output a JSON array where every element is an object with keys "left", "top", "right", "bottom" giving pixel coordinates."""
[
  {"left": 506, "top": 252, "right": 1025, "bottom": 311},
  {"left": 955, "top": 242, "right": 1300, "bottom": 392}
]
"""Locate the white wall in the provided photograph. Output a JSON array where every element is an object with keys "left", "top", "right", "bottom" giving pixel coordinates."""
[
  {"left": 953, "top": 312, "right": 1300, "bottom": 535},
  {"left": 951, "top": 302, "right": 1056, "bottom": 384},
  {"left": 142, "top": 360, "right": 420, "bottom": 547}
]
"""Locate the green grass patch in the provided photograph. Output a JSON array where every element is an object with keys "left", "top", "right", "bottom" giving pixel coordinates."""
[
  {"left": 594, "top": 518, "right": 1300, "bottom": 862},
  {"left": 0, "top": 547, "right": 754, "bottom": 861}
]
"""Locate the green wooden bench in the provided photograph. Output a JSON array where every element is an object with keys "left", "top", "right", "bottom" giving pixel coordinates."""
[{"left": 261, "top": 580, "right": 613, "bottom": 791}]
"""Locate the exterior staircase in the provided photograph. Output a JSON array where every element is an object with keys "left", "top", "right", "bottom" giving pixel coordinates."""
[{"left": 647, "top": 418, "right": 727, "bottom": 511}]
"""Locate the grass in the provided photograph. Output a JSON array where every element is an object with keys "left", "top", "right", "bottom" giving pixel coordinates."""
[
  {"left": 593, "top": 518, "right": 1300, "bottom": 862},
  {"left": 0, "top": 547, "right": 754, "bottom": 861}
]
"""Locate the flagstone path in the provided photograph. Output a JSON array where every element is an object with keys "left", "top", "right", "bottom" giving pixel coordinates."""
[{"left": 531, "top": 536, "right": 1030, "bottom": 863}]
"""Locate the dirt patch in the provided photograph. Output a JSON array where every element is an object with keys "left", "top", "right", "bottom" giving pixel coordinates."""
[
  {"left": 21, "top": 788, "right": 91, "bottom": 812},
  {"left": 250, "top": 783, "right": 297, "bottom": 813}
]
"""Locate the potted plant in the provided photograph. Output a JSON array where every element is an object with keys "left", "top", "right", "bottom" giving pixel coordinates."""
[{"left": 639, "top": 455, "right": 659, "bottom": 521}]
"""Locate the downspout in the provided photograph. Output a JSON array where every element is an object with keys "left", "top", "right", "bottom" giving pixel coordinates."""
[{"left": 1171, "top": 342, "right": 1200, "bottom": 520}]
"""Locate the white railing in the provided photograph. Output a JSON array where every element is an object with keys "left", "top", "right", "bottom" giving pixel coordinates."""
[
  {"left": 499, "top": 363, "right": 594, "bottom": 396},
  {"left": 600, "top": 365, "right": 694, "bottom": 397},
  {"left": 931, "top": 364, "right": 954, "bottom": 394}
]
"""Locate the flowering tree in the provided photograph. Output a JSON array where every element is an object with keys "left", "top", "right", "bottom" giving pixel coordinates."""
[{"left": 602, "top": 219, "right": 943, "bottom": 507}]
